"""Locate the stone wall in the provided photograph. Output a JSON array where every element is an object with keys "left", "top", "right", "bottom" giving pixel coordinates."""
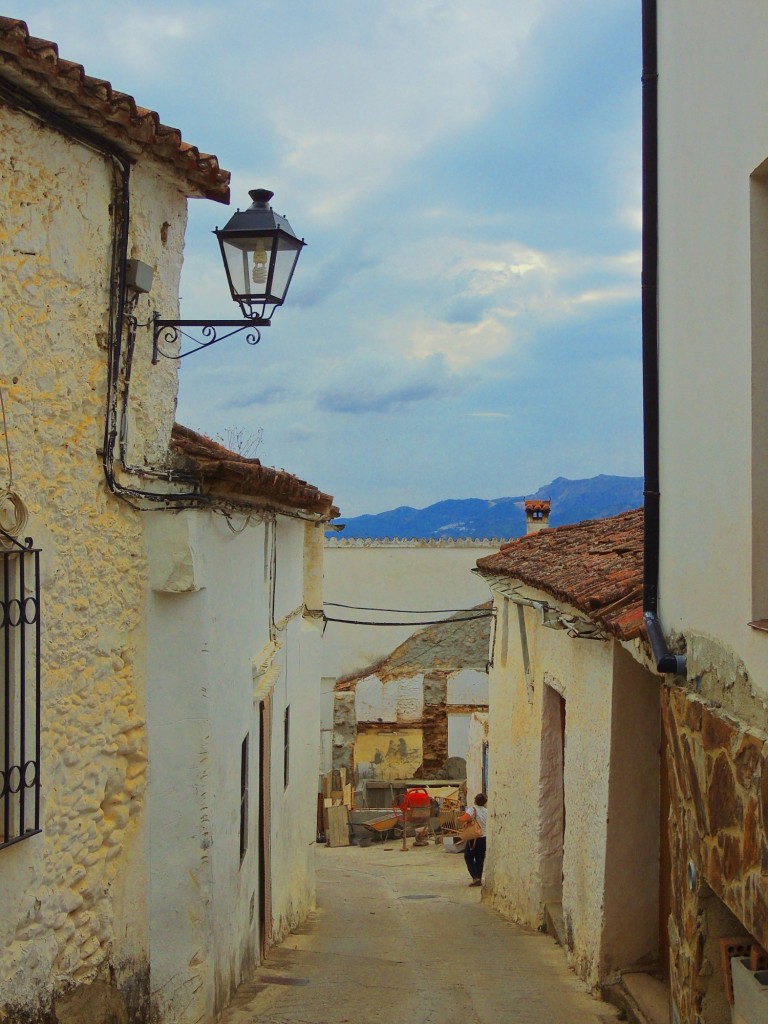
[
  {"left": 422, "top": 673, "right": 449, "bottom": 775},
  {"left": 663, "top": 685, "right": 768, "bottom": 1023},
  {"left": 0, "top": 98, "right": 185, "bottom": 1020}
]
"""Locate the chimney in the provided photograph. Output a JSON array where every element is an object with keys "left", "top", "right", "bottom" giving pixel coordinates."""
[{"left": 525, "top": 499, "right": 551, "bottom": 535}]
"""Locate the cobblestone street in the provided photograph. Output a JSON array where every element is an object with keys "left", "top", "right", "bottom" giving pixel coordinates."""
[{"left": 221, "top": 843, "right": 621, "bottom": 1024}]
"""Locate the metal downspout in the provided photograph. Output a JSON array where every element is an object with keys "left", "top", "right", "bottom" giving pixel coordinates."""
[{"left": 641, "top": 0, "right": 686, "bottom": 676}]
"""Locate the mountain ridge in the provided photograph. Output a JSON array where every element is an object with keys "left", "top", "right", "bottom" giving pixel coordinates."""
[{"left": 329, "top": 474, "right": 644, "bottom": 540}]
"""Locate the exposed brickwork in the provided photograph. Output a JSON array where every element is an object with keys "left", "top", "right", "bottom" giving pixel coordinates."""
[
  {"left": 421, "top": 675, "right": 448, "bottom": 776},
  {"left": 663, "top": 685, "right": 768, "bottom": 1023}
]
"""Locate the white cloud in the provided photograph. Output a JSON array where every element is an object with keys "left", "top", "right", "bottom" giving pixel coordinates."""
[
  {"left": 407, "top": 316, "right": 513, "bottom": 371},
  {"left": 313, "top": 349, "right": 461, "bottom": 414},
  {"left": 571, "top": 284, "right": 639, "bottom": 307},
  {"left": 19, "top": 0, "right": 644, "bottom": 515},
  {"left": 23, "top": 3, "right": 217, "bottom": 85},
  {"left": 258, "top": 0, "right": 554, "bottom": 217},
  {"left": 619, "top": 205, "right": 643, "bottom": 231}
]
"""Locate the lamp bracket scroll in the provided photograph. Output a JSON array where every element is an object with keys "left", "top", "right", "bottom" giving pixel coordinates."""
[
  {"left": 151, "top": 313, "right": 271, "bottom": 364},
  {"left": 129, "top": 188, "right": 303, "bottom": 364}
]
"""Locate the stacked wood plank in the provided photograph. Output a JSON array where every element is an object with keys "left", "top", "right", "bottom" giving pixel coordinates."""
[{"left": 320, "top": 769, "right": 353, "bottom": 847}]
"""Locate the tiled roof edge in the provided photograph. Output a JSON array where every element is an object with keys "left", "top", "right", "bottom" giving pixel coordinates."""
[
  {"left": 325, "top": 536, "right": 513, "bottom": 548},
  {"left": 171, "top": 423, "right": 338, "bottom": 520},
  {"left": 0, "top": 18, "right": 230, "bottom": 202},
  {"left": 475, "top": 508, "right": 645, "bottom": 642}
]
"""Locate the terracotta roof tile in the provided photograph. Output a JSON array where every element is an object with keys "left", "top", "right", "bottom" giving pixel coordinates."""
[
  {"left": 171, "top": 424, "right": 339, "bottom": 520},
  {"left": 0, "top": 18, "right": 229, "bottom": 202},
  {"left": 524, "top": 499, "right": 551, "bottom": 512},
  {"left": 476, "top": 507, "right": 644, "bottom": 641}
]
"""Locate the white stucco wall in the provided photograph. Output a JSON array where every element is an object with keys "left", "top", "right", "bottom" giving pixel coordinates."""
[
  {"left": 323, "top": 540, "right": 500, "bottom": 682},
  {"left": 488, "top": 591, "right": 613, "bottom": 988},
  {"left": 355, "top": 674, "right": 424, "bottom": 723},
  {"left": 447, "top": 713, "right": 471, "bottom": 760},
  {"left": 145, "top": 511, "right": 321, "bottom": 1023},
  {"left": 447, "top": 669, "right": 488, "bottom": 763},
  {"left": 320, "top": 676, "right": 336, "bottom": 773},
  {"left": 267, "top": 520, "right": 323, "bottom": 943},
  {"left": 465, "top": 713, "right": 489, "bottom": 801},
  {"left": 485, "top": 588, "right": 660, "bottom": 989},
  {"left": 657, "top": 4, "right": 768, "bottom": 700},
  {"left": 0, "top": 96, "right": 188, "bottom": 1016},
  {"left": 447, "top": 668, "right": 488, "bottom": 705}
]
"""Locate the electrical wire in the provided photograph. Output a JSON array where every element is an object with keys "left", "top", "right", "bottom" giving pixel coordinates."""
[
  {"left": 322, "top": 612, "right": 494, "bottom": 627},
  {"left": 324, "top": 602, "right": 489, "bottom": 614},
  {"left": 0, "top": 389, "right": 12, "bottom": 488}
]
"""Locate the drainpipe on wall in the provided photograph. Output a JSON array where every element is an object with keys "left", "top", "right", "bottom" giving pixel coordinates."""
[{"left": 641, "top": 0, "right": 687, "bottom": 677}]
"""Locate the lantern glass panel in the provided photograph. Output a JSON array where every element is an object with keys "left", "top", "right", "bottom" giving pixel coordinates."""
[
  {"left": 270, "top": 236, "right": 304, "bottom": 305},
  {"left": 220, "top": 235, "right": 270, "bottom": 301}
]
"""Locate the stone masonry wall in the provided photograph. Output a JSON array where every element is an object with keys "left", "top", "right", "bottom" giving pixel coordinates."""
[
  {"left": 421, "top": 674, "right": 448, "bottom": 776},
  {"left": 0, "top": 100, "right": 186, "bottom": 1021},
  {"left": 663, "top": 684, "right": 768, "bottom": 1024}
]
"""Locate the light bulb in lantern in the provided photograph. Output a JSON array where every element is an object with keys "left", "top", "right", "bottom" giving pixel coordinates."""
[{"left": 252, "top": 242, "right": 268, "bottom": 285}]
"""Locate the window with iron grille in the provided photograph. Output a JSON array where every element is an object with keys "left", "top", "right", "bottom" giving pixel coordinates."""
[{"left": 0, "top": 536, "right": 41, "bottom": 850}]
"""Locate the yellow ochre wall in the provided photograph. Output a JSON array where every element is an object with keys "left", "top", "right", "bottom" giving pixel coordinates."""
[{"left": 0, "top": 97, "right": 187, "bottom": 1021}]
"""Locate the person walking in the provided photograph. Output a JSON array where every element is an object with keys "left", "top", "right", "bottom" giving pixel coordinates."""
[{"left": 462, "top": 793, "right": 488, "bottom": 887}]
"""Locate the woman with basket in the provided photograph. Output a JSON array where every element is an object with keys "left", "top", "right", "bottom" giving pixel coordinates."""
[{"left": 460, "top": 793, "right": 488, "bottom": 887}]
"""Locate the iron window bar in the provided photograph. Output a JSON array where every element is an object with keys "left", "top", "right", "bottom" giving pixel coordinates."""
[{"left": 0, "top": 529, "right": 41, "bottom": 850}]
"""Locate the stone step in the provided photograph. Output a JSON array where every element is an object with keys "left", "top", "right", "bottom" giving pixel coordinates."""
[
  {"left": 605, "top": 972, "right": 671, "bottom": 1024},
  {"left": 544, "top": 901, "right": 566, "bottom": 947}
]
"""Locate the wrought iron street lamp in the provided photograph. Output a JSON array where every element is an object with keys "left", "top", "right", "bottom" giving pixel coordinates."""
[
  {"left": 150, "top": 189, "right": 305, "bottom": 362},
  {"left": 216, "top": 188, "right": 305, "bottom": 318}
]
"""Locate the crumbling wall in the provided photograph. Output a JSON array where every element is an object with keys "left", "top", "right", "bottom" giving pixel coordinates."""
[
  {"left": 332, "top": 603, "right": 491, "bottom": 786},
  {"left": 332, "top": 693, "right": 356, "bottom": 776},
  {"left": 422, "top": 674, "right": 448, "bottom": 776}
]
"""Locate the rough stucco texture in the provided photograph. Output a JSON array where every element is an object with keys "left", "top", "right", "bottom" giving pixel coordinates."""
[
  {"left": 0, "top": 100, "right": 186, "bottom": 1019},
  {"left": 485, "top": 594, "right": 615, "bottom": 991}
]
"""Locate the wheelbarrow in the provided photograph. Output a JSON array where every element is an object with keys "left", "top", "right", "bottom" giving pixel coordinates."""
[{"left": 359, "top": 812, "right": 401, "bottom": 842}]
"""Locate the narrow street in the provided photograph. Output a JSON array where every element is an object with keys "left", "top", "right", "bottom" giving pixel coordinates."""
[{"left": 221, "top": 843, "right": 622, "bottom": 1024}]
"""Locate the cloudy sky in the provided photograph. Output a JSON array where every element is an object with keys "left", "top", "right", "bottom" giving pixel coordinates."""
[{"left": 21, "top": 0, "right": 642, "bottom": 516}]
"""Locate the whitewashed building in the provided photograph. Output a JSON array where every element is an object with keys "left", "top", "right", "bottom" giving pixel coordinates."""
[
  {"left": 648, "top": 2, "right": 768, "bottom": 1021},
  {"left": 143, "top": 426, "right": 335, "bottom": 1022},
  {"left": 474, "top": 5, "right": 768, "bottom": 1022},
  {"left": 0, "top": 20, "right": 336, "bottom": 1024},
  {"left": 475, "top": 510, "right": 666, "bottom": 998}
]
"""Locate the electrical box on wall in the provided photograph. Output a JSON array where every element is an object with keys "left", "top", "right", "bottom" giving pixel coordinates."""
[{"left": 125, "top": 258, "right": 154, "bottom": 294}]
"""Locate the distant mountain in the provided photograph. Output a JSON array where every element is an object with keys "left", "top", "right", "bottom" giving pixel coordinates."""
[{"left": 329, "top": 475, "right": 644, "bottom": 541}]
